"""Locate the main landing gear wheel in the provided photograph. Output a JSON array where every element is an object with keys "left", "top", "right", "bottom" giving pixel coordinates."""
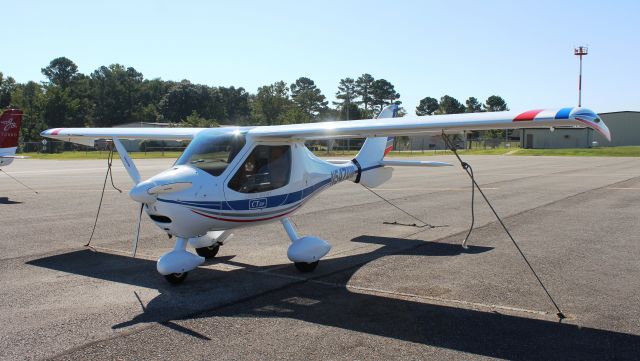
[
  {"left": 164, "top": 272, "right": 188, "bottom": 284},
  {"left": 294, "top": 261, "right": 319, "bottom": 273},
  {"left": 195, "top": 243, "right": 220, "bottom": 259}
]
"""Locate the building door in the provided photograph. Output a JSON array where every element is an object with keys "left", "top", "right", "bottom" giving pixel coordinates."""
[{"left": 525, "top": 134, "right": 534, "bottom": 149}]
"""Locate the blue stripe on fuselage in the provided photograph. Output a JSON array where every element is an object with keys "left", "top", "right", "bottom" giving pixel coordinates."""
[
  {"left": 158, "top": 166, "right": 381, "bottom": 213},
  {"left": 158, "top": 177, "right": 333, "bottom": 211}
]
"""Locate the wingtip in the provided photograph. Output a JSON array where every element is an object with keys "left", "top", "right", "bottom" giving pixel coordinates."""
[{"left": 570, "top": 108, "right": 612, "bottom": 142}]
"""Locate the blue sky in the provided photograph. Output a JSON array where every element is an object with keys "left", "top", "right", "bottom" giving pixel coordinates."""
[{"left": 3, "top": 0, "right": 639, "bottom": 114}]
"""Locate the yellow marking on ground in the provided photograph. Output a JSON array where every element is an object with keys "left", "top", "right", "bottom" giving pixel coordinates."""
[{"left": 607, "top": 187, "right": 640, "bottom": 190}]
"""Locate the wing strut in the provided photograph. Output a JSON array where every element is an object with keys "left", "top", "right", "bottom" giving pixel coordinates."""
[
  {"left": 112, "top": 137, "right": 141, "bottom": 184},
  {"left": 441, "top": 132, "right": 567, "bottom": 320}
]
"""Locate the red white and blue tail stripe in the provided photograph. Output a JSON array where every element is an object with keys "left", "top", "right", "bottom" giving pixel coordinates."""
[{"left": 385, "top": 137, "right": 394, "bottom": 156}]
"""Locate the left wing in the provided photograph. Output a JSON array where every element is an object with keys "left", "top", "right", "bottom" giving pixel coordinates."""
[
  {"left": 40, "top": 127, "right": 210, "bottom": 146},
  {"left": 248, "top": 107, "right": 610, "bottom": 141}
]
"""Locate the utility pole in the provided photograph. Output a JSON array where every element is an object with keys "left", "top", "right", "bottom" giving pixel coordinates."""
[
  {"left": 346, "top": 89, "right": 350, "bottom": 121},
  {"left": 574, "top": 46, "right": 588, "bottom": 107}
]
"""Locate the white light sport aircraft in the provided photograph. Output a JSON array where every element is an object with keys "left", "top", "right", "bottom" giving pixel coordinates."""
[
  {"left": 42, "top": 105, "right": 610, "bottom": 284},
  {"left": 0, "top": 109, "right": 25, "bottom": 167}
]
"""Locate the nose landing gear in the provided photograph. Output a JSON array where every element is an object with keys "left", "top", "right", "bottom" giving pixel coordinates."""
[{"left": 158, "top": 231, "right": 231, "bottom": 284}]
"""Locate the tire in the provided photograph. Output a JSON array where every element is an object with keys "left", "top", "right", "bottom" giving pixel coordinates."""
[
  {"left": 294, "top": 261, "right": 319, "bottom": 273},
  {"left": 164, "top": 272, "right": 188, "bottom": 284},
  {"left": 195, "top": 243, "right": 220, "bottom": 259}
]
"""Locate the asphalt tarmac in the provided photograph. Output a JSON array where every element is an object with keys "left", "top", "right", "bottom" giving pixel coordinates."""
[{"left": 1, "top": 155, "right": 639, "bottom": 360}]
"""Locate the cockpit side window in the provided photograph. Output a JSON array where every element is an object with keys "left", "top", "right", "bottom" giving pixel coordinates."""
[
  {"left": 176, "top": 133, "right": 246, "bottom": 177},
  {"left": 228, "top": 145, "right": 291, "bottom": 193}
]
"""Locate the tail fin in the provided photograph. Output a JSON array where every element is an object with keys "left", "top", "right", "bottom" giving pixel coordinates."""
[
  {"left": 0, "top": 109, "right": 23, "bottom": 150},
  {"left": 354, "top": 104, "right": 398, "bottom": 167},
  {"left": 351, "top": 105, "right": 398, "bottom": 187}
]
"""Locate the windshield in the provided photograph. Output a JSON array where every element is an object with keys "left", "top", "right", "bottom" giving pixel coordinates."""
[{"left": 176, "top": 131, "right": 246, "bottom": 176}]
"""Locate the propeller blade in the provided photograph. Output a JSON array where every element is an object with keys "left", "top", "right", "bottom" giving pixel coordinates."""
[
  {"left": 132, "top": 203, "right": 144, "bottom": 257},
  {"left": 147, "top": 182, "right": 192, "bottom": 195},
  {"left": 112, "top": 137, "right": 141, "bottom": 184}
]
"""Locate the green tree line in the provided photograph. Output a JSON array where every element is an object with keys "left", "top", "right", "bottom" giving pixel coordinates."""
[{"left": 1, "top": 57, "right": 508, "bottom": 142}]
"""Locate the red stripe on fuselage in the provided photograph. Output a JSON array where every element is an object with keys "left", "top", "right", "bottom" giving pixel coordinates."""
[
  {"left": 513, "top": 109, "right": 544, "bottom": 121},
  {"left": 50, "top": 128, "right": 63, "bottom": 135},
  {"left": 384, "top": 145, "right": 393, "bottom": 156}
]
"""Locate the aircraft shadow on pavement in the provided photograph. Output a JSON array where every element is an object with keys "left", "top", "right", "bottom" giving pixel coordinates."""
[
  {"left": 27, "top": 236, "right": 639, "bottom": 359},
  {"left": 0, "top": 196, "right": 22, "bottom": 204}
]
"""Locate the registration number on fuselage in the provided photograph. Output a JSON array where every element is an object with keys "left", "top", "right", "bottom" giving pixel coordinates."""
[{"left": 331, "top": 165, "right": 357, "bottom": 185}]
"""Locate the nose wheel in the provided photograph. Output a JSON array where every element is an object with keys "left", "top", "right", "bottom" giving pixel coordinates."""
[
  {"left": 294, "top": 261, "right": 319, "bottom": 273},
  {"left": 164, "top": 272, "right": 188, "bottom": 284}
]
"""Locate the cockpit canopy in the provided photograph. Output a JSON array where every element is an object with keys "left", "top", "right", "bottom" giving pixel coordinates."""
[{"left": 176, "top": 129, "right": 246, "bottom": 176}]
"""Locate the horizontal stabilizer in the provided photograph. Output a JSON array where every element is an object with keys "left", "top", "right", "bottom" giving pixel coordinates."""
[
  {"left": 325, "top": 159, "right": 351, "bottom": 164},
  {"left": 0, "top": 155, "right": 29, "bottom": 159},
  {"left": 381, "top": 160, "right": 452, "bottom": 167},
  {"left": 360, "top": 166, "right": 393, "bottom": 188}
]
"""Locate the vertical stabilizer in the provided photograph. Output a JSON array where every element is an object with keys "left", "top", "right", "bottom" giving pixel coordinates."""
[
  {"left": 354, "top": 104, "right": 398, "bottom": 168},
  {"left": 352, "top": 104, "right": 397, "bottom": 187},
  {"left": 0, "top": 109, "right": 23, "bottom": 150}
]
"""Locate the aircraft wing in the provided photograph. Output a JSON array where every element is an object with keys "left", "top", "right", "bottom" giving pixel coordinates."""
[
  {"left": 40, "top": 127, "right": 208, "bottom": 146},
  {"left": 41, "top": 107, "right": 611, "bottom": 147},
  {"left": 248, "top": 107, "right": 611, "bottom": 141}
]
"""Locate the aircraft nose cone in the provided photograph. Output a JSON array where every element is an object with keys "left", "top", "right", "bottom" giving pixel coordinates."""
[
  {"left": 129, "top": 182, "right": 156, "bottom": 204},
  {"left": 128, "top": 165, "right": 199, "bottom": 204}
]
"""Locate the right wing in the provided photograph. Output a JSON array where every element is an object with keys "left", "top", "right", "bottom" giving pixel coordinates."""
[{"left": 248, "top": 107, "right": 611, "bottom": 141}]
